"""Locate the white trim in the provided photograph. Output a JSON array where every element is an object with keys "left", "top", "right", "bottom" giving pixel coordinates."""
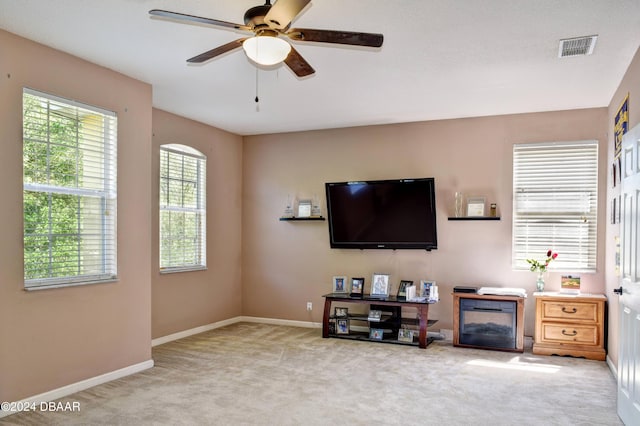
[
  {"left": 152, "top": 316, "right": 241, "bottom": 347},
  {"left": 0, "top": 359, "right": 153, "bottom": 419},
  {"left": 239, "top": 316, "right": 322, "bottom": 329},
  {"left": 152, "top": 316, "right": 322, "bottom": 347},
  {"left": 606, "top": 354, "right": 617, "bottom": 378}
]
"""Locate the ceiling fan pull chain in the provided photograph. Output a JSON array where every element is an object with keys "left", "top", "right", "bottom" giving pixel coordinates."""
[{"left": 255, "top": 67, "right": 260, "bottom": 111}]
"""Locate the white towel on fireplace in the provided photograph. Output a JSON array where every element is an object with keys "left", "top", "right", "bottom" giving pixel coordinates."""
[{"left": 477, "top": 287, "right": 527, "bottom": 298}]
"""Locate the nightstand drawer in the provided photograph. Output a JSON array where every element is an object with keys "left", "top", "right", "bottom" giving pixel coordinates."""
[
  {"left": 541, "top": 301, "right": 598, "bottom": 322},
  {"left": 540, "top": 323, "right": 599, "bottom": 345}
]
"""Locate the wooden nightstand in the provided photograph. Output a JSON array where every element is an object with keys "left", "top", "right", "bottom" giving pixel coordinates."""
[{"left": 533, "top": 293, "right": 606, "bottom": 361}]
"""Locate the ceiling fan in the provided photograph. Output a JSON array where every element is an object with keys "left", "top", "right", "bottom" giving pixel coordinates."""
[{"left": 149, "top": 0, "right": 384, "bottom": 77}]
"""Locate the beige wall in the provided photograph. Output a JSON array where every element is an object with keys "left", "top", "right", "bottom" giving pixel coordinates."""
[
  {"left": 1, "top": 24, "right": 635, "bottom": 405},
  {"left": 0, "top": 30, "right": 152, "bottom": 402},
  {"left": 151, "top": 109, "right": 243, "bottom": 339},
  {"left": 242, "top": 109, "right": 608, "bottom": 337},
  {"left": 605, "top": 46, "right": 640, "bottom": 366}
]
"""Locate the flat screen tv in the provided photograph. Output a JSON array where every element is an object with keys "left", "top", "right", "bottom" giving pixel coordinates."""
[{"left": 325, "top": 178, "right": 437, "bottom": 250}]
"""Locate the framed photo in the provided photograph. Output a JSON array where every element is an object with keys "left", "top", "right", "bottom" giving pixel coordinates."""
[
  {"left": 297, "top": 199, "right": 312, "bottom": 218},
  {"left": 334, "top": 307, "right": 348, "bottom": 318},
  {"left": 370, "top": 273, "right": 390, "bottom": 297},
  {"left": 332, "top": 276, "right": 348, "bottom": 293},
  {"left": 398, "top": 328, "right": 414, "bottom": 343},
  {"left": 369, "top": 328, "right": 384, "bottom": 340},
  {"left": 336, "top": 318, "right": 350, "bottom": 334},
  {"left": 350, "top": 277, "right": 364, "bottom": 298},
  {"left": 466, "top": 197, "right": 486, "bottom": 217},
  {"left": 367, "top": 309, "right": 382, "bottom": 321},
  {"left": 420, "top": 280, "right": 435, "bottom": 298},
  {"left": 560, "top": 275, "right": 581, "bottom": 294},
  {"left": 397, "top": 280, "right": 413, "bottom": 300}
]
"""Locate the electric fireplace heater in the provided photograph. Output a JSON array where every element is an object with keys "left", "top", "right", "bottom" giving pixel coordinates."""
[{"left": 459, "top": 298, "right": 517, "bottom": 350}]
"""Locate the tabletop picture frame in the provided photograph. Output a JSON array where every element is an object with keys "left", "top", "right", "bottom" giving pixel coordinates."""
[
  {"left": 297, "top": 199, "right": 312, "bottom": 218},
  {"left": 332, "top": 276, "right": 348, "bottom": 293},
  {"left": 350, "top": 277, "right": 364, "bottom": 298},
  {"left": 370, "top": 273, "right": 390, "bottom": 298},
  {"left": 336, "top": 318, "right": 350, "bottom": 334},
  {"left": 398, "top": 327, "right": 414, "bottom": 343},
  {"left": 334, "top": 307, "right": 349, "bottom": 318},
  {"left": 369, "top": 328, "right": 384, "bottom": 340},
  {"left": 420, "top": 280, "right": 436, "bottom": 298},
  {"left": 466, "top": 197, "right": 486, "bottom": 217},
  {"left": 397, "top": 280, "right": 413, "bottom": 301}
]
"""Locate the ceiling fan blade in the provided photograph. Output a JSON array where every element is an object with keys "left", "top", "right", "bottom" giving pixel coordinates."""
[
  {"left": 287, "top": 28, "right": 383, "bottom": 47},
  {"left": 284, "top": 46, "right": 315, "bottom": 77},
  {"left": 264, "top": 0, "right": 311, "bottom": 30},
  {"left": 149, "top": 9, "right": 250, "bottom": 31},
  {"left": 187, "top": 38, "right": 248, "bottom": 63}
]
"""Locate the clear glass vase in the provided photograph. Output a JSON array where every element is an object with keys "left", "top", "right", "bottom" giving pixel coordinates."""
[
  {"left": 455, "top": 192, "right": 464, "bottom": 217},
  {"left": 536, "top": 271, "right": 545, "bottom": 292}
]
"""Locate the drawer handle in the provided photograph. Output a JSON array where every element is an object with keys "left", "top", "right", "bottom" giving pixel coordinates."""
[
  {"left": 562, "top": 307, "right": 577, "bottom": 314},
  {"left": 562, "top": 329, "right": 578, "bottom": 336}
]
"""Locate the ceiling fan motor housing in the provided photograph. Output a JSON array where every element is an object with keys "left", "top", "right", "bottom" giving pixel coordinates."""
[{"left": 244, "top": 4, "right": 272, "bottom": 29}]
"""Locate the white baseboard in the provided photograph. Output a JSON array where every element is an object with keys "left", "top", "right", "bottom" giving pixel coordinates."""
[
  {"left": 152, "top": 316, "right": 322, "bottom": 347},
  {"left": 151, "top": 316, "right": 241, "bottom": 347},
  {"left": 606, "top": 355, "right": 617, "bottom": 378},
  {"left": 0, "top": 359, "right": 153, "bottom": 419},
  {"left": 238, "top": 316, "right": 322, "bottom": 329}
]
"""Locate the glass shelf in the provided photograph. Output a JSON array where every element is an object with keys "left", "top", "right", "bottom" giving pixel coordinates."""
[
  {"left": 279, "top": 217, "right": 325, "bottom": 221},
  {"left": 448, "top": 217, "right": 500, "bottom": 221}
]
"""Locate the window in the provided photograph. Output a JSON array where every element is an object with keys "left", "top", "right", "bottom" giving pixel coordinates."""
[
  {"left": 512, "top": 141, "right": 598, "bottom": 272},
  {"left": 159, "top": 144, "right": 206, "bottom": 272},
  {"left": 23, "top": 88, "right": 117, "bottom": 289}
]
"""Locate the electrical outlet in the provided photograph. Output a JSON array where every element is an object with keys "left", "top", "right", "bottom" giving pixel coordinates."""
[{"left": 306, "top": 302, "right": 312, "bottom": 311}]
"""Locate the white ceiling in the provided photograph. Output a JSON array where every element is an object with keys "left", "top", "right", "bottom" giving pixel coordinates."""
[{"left": 2, "top": 0, "right": 640, "bottom": 136}]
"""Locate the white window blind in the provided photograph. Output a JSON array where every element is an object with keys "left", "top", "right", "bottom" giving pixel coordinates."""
[
  {"left": 159, "top": 144, "right": 206, "bottom": 272},
  {"left": 23, "top": 88, "right": 117, "bottom": 289},
  {"left": 512, "top": 141, "right": 598, "bottom": 272}
]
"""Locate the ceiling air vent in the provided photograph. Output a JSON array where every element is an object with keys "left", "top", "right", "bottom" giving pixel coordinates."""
[{"left": 558, "top": 35, "right": 598, "bottom": 58}]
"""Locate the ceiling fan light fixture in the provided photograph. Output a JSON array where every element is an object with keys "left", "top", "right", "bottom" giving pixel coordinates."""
[{"left": 242, "top": 36, "right": 291, "bottom": 66}]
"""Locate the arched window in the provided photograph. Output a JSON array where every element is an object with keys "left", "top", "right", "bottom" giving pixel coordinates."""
[{"left": 159, "top": 144, "right": 206, "bottom": 272}]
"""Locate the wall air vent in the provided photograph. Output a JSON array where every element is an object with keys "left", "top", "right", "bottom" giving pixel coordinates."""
[{"left": 558, "top": 35, "right": 598, "bottom": 58}]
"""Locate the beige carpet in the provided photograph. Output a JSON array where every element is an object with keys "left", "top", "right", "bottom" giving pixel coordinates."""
[{"left": 1, "top": 323, "right": 621, "bottom": 425}]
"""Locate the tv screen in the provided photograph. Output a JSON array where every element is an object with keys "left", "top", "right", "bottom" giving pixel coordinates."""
[{"left": 325, "top": 178, "right": 437, "bottom": 250}]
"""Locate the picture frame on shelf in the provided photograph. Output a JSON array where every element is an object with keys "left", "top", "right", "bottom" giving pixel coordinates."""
[
  {"left": 369, "top": 328, "right": 384, "bottom": 340},
  {"left": 466, "top": 197, "right": 486, "bottom": 217},
  {"left": 332, "top": 276, "right": 348, "bottom": 293},
  {"left": 297, "top": 199, "right": 312, "bottom": 218},
  {"left": 334, "top": 307, "right": 349, "bottom": 318},
  {"left": 397, "top": 280, "right": 413, "bottom": 301},
  {"left": 368, "top": 309, "right": 382, "bottom": 322},
  {"left": 370, "top": 273, "right": 390, "bottom": 298},
  {"left": 336, "top": 318, "right": 350, "bottom": 334},
  {"left": 398, "top": 328, "right": 414, "bottom": 343},
  {"left": 350, "top": 277, "right": 364, "bottom": 298},
  {"left": 420, "top": 280, "right": 436, "bottom": 298}
]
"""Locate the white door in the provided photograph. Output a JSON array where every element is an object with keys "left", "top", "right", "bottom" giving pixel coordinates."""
[{"left": 619, "top": 123, "right": 640, "bottom": 425}]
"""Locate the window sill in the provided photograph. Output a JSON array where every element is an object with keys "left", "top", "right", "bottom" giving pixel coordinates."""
[
  {"left": 24, "top": 278, "right": 119, "bottom": 291},
  {"left": 160, "top": 266, "right": 207, "bottom": 274}
]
